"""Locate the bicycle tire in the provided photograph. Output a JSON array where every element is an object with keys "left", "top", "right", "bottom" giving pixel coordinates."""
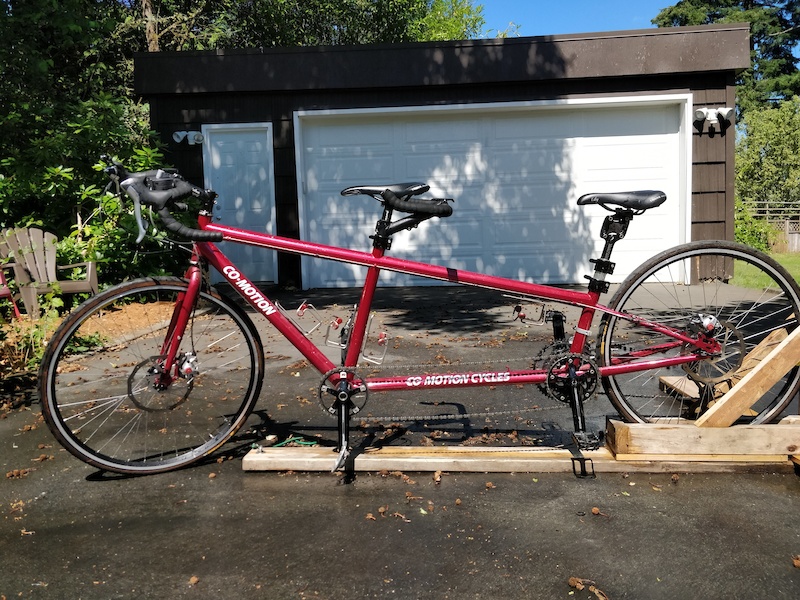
[
  {"left": 598, "top": 240, "right": 800, "bottom": 424},
  {"left": 39, "top": 277, "right": 265, "bottom": 474}
]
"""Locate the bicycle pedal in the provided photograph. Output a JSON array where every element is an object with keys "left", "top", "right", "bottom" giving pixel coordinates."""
[{"left": 572, "top": 431, "right": 602, "bottom": 451}]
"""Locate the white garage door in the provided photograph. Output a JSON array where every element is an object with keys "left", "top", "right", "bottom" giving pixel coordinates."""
[{"left": 295, "top": 97, "right": 690, "bottom": 289}]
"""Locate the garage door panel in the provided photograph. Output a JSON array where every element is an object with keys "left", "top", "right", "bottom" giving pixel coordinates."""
[
  {"left": 581, "top": 106, "right": 678, "bottom": 137},
  {"left": 307, "top": 120, "right": 392, "bottom": 145},
  {"left": 306, "top": 153, "right": 396, "bottom": 188},
  {"left": 403, "top": 119, "right": 481, "bottom": 143},
  {"left": 392, "top": 222, "right": 483, "bottom": 256},
  {"left": 492, "top": 215, "right": 592, "bottom": 247},
  {"left": 491, "top": 147, "right": 574, "bottom": 182},
  {"left": 494, "top": 113, "right": 578, "bottom": 139},
  {"left": 404, "top": 150, "right": 486, "bottom": 183}
]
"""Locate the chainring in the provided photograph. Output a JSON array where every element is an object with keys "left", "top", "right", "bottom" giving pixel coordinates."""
[
  {"left": 317, "top": 367, "right": 369, "bottom": 417},
  {"left": 545, "top": 354, "right": 599, "bottom": 404}
]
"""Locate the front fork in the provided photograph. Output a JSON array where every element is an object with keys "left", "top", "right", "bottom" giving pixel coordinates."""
[{"left": 155, "top": 254, "right": 204, "bottom": 387}]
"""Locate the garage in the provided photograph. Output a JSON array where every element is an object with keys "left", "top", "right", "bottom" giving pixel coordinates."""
[
  {"left": 295, "top": 96, "right": 689, "bottom": 288},
  {"left": 134, "top": 23, "right": 748, "bottom": 288}
]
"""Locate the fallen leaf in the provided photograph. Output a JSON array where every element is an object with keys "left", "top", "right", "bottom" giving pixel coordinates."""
[
  {"left": 671, "top": 473, "right": 680, "bottom": 484},
  {"left": 188, "top": 576, "right": 199, "bottom": 586},
  {"left": 591, "top": 506, "right": 610, "bottom": 518},
  {"left": 792, "top": 554, "right": 800, "bottom": 568},
  {"left": 568, "top": 577, "right": 591, "bottom": 590},
  {"left": 365, "top": 513, "right": 376, "bottom": 521},
  {"left": 6, "top": 469, "right": 31, "bottom": 479},
  {"left": 208, "top": 472, "right": 217, "bottom": 479},
  {"left": 433, "top": 470, "right": 443, "bottom": 484},
  {"left": 392, "top": 512, "right": 411, "bottom": 523},
  {"left": 589, "top": 583, "right": 611, "bottom": 599},
  {"left": 485, "top": 481, "right": 496, "bottom": 490}
]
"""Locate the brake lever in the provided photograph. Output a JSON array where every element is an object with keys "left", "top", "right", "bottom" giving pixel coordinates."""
[{"left": 122, "top": 184, "right": 148, "bottom": 244}]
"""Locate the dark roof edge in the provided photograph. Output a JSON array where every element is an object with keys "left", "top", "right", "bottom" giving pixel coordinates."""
[{"left": 135, "top": 23, "right": 751, "bottom": 95}]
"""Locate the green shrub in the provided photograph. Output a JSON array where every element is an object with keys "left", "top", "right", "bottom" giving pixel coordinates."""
[{"left": 734, "top": 199, "right": 777, "bottom": 252}]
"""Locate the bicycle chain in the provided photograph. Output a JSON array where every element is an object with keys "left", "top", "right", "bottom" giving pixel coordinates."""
[
  {"left": 358, "top": 403, "right": 565, "bottom": 425},
  {"left": 327, "top": 353, "right": 591, "bottom": 424}
]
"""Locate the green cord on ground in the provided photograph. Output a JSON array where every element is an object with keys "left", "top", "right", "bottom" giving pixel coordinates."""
[{"left": 274, "top": 436, "right": 318, "bottom": 447}]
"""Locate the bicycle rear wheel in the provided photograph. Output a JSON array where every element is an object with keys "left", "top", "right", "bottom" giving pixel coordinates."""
[
  {"left": 599, "top": 241, "right": 800, "bottom": 424},
  {"left": 39, "top": 277, "right": 264, "bottom": 474}
]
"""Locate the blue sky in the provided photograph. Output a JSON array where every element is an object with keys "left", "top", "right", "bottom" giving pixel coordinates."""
[{"left": 480, "top": 0, "right": 671, "bottom": 37}]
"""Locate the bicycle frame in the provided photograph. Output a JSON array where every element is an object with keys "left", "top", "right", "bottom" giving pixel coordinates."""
[{"left": 42, "top": 166, "right": 799, "bottom": 476}]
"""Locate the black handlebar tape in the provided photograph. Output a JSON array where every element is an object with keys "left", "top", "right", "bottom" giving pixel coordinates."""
[
  {"left": 157, "top": 208, "right": 224, "bottom": 242},
  {"left": 130, "top": 179, "right": 197, "bottom": 210},
  {"left": 381, "top": 189, "right": 453, "bottom": 217}
]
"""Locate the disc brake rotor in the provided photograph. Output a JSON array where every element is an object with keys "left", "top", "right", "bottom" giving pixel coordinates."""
[{"left": 127, "top": 356, "right": 192, "bottom": 411}]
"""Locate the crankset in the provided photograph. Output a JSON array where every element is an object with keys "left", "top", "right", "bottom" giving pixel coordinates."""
[
  {"left": 317, "top": 367, "right": 369, "bottom": 417},
  {"left": 545, "top": 353, "right": 599, "bottom": 404}
]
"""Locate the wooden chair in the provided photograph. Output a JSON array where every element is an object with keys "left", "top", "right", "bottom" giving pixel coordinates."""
[{"left": 0, "top": 227, "right": 98, "bottom": 318}]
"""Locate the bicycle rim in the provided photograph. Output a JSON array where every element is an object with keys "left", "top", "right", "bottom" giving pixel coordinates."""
[
  {"left": 599, "top": 241, "right": 800, "bottom": 424},
  {"left": 39, "top": 277, "right": 264, "bottom": 474}
]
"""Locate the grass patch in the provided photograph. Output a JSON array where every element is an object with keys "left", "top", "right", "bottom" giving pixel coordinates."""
[
  {"left": 731, "top": 253, "right": 800, "bottom": 289},
  {"left": 771, "top": 253, "right": 800, "bottom": 281}
]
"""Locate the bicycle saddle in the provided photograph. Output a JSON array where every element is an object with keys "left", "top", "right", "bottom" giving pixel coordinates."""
[
  {"left": 577, "top": 190, "right": 666, "bottom": 212},
  {"left": 341, "top": 183, "right": 430, "bottom": 197}
]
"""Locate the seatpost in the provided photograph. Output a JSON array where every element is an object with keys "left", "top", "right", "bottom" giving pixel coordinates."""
[{"left": 585, "top": 209, "right": 634, "bottom": 294}]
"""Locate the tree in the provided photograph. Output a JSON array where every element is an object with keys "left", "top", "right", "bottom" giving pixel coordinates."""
[
  {"left": 736, "top": 96, "right": 800, "bottom": 238},
  {"left": 1, "top": 0, "right": 486, "bottom": 285},
  {"left": 0, "top": 0, "right": 148, "bottom": 230},
  {"left": 653, "top": 1, "right": 800, "bottom": 114},
  {"left": 131, "top": 0, "right": 485, "bottom": 49}
]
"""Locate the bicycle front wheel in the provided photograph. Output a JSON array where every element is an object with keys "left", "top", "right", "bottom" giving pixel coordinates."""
[
  {"left": 39, "top": 277, "right": 264, "bottom": 474},
  {"left": 599, "top": 241, "right": 800, "bottom": 424}
]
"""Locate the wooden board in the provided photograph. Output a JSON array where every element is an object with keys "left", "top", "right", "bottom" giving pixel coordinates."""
[
  {"left": 695, "top": 327, "right": 800, "bottom": 427},
  {"left": 241, "top": 442, "right": 796, "bottom": 474},
  {"left": 658, "top": 328, "right": 788, "bottom": 403},
  {"left": 243, "top": 445, "right": 616, "bottom": 473},
  {"left": 607, "top": 419, "right": 800, "bottom": 460}
]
